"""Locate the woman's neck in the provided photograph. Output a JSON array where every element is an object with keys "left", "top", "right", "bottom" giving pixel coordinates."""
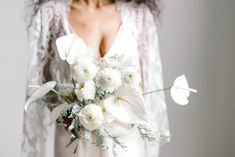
[{"left": 72, "top": 0, "right": 115, "bottom": 9}]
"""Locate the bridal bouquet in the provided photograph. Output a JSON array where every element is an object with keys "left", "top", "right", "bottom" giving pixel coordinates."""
[{"left": 25, "top": 34, "right": 197, "bottom": 153}]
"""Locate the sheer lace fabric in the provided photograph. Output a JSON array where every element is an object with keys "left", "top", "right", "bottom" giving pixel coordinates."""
[{"left": 22, "top": 1, "right": 170, "bottom": 157}]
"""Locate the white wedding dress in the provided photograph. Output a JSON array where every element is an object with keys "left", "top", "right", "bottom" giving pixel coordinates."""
[{"left": 22, "top": 1, "right": 170, "bottom": 157}]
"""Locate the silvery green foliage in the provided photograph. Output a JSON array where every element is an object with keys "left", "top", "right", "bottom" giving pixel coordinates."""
[
  {"left": 71, "top": 104, "right": 83, "bottom": 117},
  {"left": 137, "top": 124, "right": 171, "bottom": 142},
  {"left": 137, "top": 124, "right": 159, "bottom": 142},
  {"left": 91, "top": 130, "right": 108, "bottom": 150},
  {"left": 101, "top": 129, "right": 127, "bottom": 150},
  {"left": 56, "top": 103, "right": 74, "bottom": 128}
]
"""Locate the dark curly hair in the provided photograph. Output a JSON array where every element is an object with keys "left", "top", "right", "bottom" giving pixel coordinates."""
[{"left": 25, "top": 0, "right": 161, "bottom": 29}]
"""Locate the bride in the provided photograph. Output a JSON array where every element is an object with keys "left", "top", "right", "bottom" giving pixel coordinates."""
[{"left": 22, "top": 0, "right": 170, "bottom": 157}]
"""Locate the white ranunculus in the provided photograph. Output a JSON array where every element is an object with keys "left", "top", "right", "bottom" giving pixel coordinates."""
[
  {"left": 75, "top": 81, "right": 96, "bottom": 101},
  {"left": 95, "top": 68, "right": 122, "bottom": 93},
  {"left": 78, "top": 104, "right": 104, "bottom": 131},
  {"left": 103, "top": 85, "right": 146, "bottom": 124},
  {"left": 72, "top": 57, "right": 98, "bottom": 82},
  {"left": 122, "top": 67, "right": 141, "bottom": 87},
  {"left": 171, "top": 74, "right": 197, "bottom": 105},
  {"left": 56, "top": 34, "right": 90, "bottom": 64}
]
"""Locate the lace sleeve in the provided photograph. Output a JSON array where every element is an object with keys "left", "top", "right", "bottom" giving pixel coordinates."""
[
  {"left": 21, "top": 1, "right": 66, "bottom": 156},
  {"left": 137, "top": 4, "right": 171, "bottom": 156}
]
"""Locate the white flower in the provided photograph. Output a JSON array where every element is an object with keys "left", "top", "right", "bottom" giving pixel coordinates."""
[
  {"left": 56, "top": 34, "right": 90, "bottom": 64},
  {"left": 122, "top": 67, "right": 141, "bottom": 87},
  {"left": 78, "top": 104, "right": 104, "bottom": 131},
  {"left": 171, "top": 75, "right": 197, "bottom": 105},
  {"left": 75, "top": 81, "right": 96, "bottom": 101},
  {"left": 72, "top": 57, "right": 98, "bottom": 82},
  {"left": 98, "top": 101, "right": 114, "bottom": 123},
  {"left": 103, "top": 85, "right": 146, "bottom": 124},
  {"left": 95, "top": 68, "right": 122, "bottom": 93}
]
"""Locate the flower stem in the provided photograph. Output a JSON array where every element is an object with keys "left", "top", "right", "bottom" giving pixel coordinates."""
[
  {"left": 143, "top": 86, "right": 172, "bottom": 96},
  {"left": 66, "top": 61, "right": 76, "bottom": 88},
  {"left": 50, "top": 88, "right": 70, "bottom": 104}
]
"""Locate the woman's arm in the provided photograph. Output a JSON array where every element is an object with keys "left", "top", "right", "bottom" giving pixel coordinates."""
[
  {"left": 22, "top": 2, "right": 65, "bottom": 156},
  {"left": 138, "top": 4, "right": 171, "bottom": 157}
]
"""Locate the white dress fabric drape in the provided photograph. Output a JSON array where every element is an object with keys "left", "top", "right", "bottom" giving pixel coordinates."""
[{"left": 22, "top": 1, "right": 170, "bottom": 157}]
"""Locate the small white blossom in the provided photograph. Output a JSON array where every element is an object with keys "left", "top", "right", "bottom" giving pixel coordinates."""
[
  {"left": 75, "top": 81, "right": 96, "bottom": 101},
  {"left": 122, "top": 67, "right": 141, "bottom": 87},
  {"left": 78, "top": 104, "right": 104, "bottom": 131},
  {"left": 95, "top": 68, "right": 122, "bottom": 93},
  {"left": 71, "top": 57, "right": 98, "bottom": 82}
]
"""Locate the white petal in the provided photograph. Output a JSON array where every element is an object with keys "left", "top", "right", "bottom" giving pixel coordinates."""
[
  {"left": 173, "top": 75, "right": 190, "bottom": 95},
  {"left": 51, "top": 103, "right": 67, "bottom": 122},
  {"left": 25, "top": 81, "right": 57, "bottom": 111},
  {"left": 171, "top": 75, "right": 190, "bottom": 105},
  {"left": 171, "top": 86, "right": 190, "bottom": 105},
  {"left": 104, "top": 86, "right": 146, "bottom": 124},
  {"left": 97, "top": 101, "right": 114, "bottom": 123},
  {"left": 56, "top": 34, "right": 89, "bottom": 64}
]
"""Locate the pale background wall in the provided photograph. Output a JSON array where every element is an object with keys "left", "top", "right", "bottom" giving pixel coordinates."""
[{"left": 0, "top": 0, "right": 234, "bottom": 157}]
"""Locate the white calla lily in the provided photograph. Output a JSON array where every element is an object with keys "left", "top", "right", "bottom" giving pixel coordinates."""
[
  {"left": 103, "top": 86, "right": 146, "bottom": 124},
  {"left": 56, "top": 34, "right": 89, "bottom": 64},
  {"left": 98, "top": 101, "right": 114, "bottom": 123},
  {"left": 25, "top": 81, "right": 57, "bottom": 111},
  {"left": 171, "top": 74, "right": 197, "bottom": 105}
]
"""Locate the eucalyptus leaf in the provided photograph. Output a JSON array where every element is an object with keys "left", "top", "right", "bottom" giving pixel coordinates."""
[{"left": 25, "top": 81, "right": 57, "bottom": 111}]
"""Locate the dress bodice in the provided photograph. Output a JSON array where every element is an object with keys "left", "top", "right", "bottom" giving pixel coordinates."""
[{"left": 61, "top": 0, "right": 140, "bottom": 70}]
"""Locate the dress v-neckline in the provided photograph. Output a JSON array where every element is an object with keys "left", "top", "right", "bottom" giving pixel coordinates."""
[{"left": 64, "top": 1, "right": 123, "bottom": 60}]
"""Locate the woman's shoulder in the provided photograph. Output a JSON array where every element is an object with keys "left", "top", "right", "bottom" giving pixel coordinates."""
[
  {"left": 118, "top": 1, "right": 155, "bottom": 34},
  {"left": 118, "top": 1, "right": 153, "bottom": 24},
  {"left": 33, "top": 1, "right": 68, "bottom": 28},
  {"left": 38, "top": 1, "right": 67, "bottom": 16},
  {"left": 119, "top": 0, "right": 151, "bottom": 14}
]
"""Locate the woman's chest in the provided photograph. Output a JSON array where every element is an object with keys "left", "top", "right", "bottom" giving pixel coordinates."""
[
  {"left": 63, "top": 12, "right": 140, "bottom": 67},
  {"left": 68, "top": 2, "right": 123, "bottom": 58}
]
